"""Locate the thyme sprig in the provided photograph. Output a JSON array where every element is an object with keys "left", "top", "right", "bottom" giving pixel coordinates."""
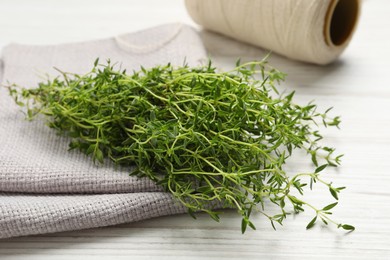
[{"left": 8, "top": 58, "right": 354, "bottom": 232}]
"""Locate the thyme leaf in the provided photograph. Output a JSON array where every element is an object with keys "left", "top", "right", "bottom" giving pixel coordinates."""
[{"left": 8, "top": 58, "right": 354, "bottom": 233}]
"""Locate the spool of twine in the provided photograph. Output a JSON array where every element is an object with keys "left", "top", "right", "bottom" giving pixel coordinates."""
[{"left": 185, "top": 0, "right": 361, "bottom": 65}]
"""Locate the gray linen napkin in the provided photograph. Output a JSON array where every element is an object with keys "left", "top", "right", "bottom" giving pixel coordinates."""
[{"left": 0, "top": 23, "right": 207, "bottom": 239}]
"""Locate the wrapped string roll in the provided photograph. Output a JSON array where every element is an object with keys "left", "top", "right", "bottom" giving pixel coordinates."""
[{"left": 185, "top": 0, "right": 361, "bottom": 65}]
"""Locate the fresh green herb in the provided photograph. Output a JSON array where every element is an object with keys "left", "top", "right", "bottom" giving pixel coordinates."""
[{"left": 8, "top": 58, "right": 354, "bottom": 232}]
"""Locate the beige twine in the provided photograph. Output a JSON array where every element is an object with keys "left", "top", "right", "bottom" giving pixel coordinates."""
[{"left": 185, "top": 0, "right": 361, "bottom": 65}]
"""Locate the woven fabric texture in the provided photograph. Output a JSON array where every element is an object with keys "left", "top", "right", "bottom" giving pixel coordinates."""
[{"left": 0, "top": 23, "right": 206, "bottom": 239}]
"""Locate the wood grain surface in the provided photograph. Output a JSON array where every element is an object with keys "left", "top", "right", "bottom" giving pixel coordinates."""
[{"left": 0, "top": 0, "right": 389, "bottom": 259}]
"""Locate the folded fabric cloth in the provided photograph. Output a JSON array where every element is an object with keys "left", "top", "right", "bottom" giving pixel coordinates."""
[{"left": 0, "top": 23, "right": 207, "bottom": 239}]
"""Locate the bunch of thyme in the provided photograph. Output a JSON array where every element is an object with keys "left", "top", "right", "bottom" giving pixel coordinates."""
[{"left": 8, "top": 58, "right": 354, "bottom": 232}]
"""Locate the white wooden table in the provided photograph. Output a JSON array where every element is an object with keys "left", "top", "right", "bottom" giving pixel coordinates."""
[{"left": 0, "top": 0, "right": 389, "bottom": 259}]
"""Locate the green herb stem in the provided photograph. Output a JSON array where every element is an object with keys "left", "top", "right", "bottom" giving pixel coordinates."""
[{"left": 7, "top": 58, "right": 354, "bottom": 233}]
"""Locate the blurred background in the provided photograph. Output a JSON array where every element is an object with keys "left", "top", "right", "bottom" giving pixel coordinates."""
[{"left": 0, "top": 0, "right": 194, "bottom": 47}]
